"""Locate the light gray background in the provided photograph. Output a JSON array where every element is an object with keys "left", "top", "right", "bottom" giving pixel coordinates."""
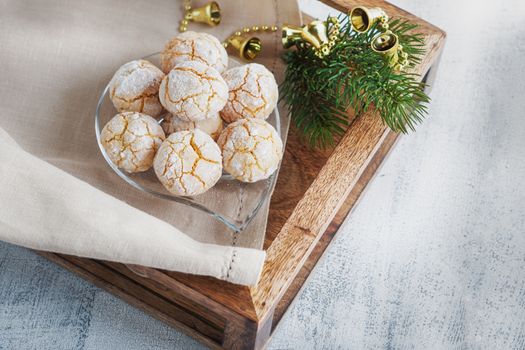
[{"left": 1, "top": 0, "right": 524, "bottom": 349}]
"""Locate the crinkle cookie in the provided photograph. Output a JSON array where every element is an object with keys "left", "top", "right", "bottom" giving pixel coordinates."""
[
  {"left": 154, "top": 129, "right": 222, "bottom": 196},
  {"left": 217, "top": 118, "right": 283, "bottom": 183},
  {"left": 220, "top": 63, "right": 278, "bottom": 123},
  {"left": 159, "top": 61, "right": 228, "bottom": 122},
  {"left": 101, "top": 112, "right": 165, "bottom": 173},
  {"left": 161, "top": 113, "right": 223, "bottom": 141},
  {"left": 109, "top": 60, "right": 165, "bottom": 117},
  {"left": 160, "top": 31, "right": 228, "bottom": 74}
]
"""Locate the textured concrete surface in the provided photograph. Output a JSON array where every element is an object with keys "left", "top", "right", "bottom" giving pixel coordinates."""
[{"left": 1, "top": 0, "right": 525, "bottom": 349}]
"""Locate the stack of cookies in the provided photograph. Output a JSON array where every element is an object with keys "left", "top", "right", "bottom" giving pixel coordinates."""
[{"left": 100, "top": 32, "right": 283, "bottom": 196}]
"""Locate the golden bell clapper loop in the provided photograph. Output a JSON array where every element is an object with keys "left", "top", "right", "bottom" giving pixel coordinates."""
[
  {"left": 350, "top": 6, "right": 388, "bottom": 33},
  {"left": 371, "top": 30, "right": 399, "bottom": 68},
  {"left": 187, "top": 1, "right": 221, "bottom": 26},
  {"left": 227, "top": 35, "right": 262, "bottom": 61}
]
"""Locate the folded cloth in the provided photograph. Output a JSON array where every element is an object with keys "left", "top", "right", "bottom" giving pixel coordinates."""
[
  {"left": 0, "top": 127, "right": 265, "bottom": 286},
  {"left": 0, "top": 0, "right": 300, "bottom": 286}
]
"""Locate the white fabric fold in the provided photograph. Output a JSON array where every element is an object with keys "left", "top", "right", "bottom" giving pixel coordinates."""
[{"left": 0, "top": 128, "right": 265, "bottom": 286}]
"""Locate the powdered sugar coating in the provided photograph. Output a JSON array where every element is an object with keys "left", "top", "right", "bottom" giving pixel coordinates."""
[
  {"left": 101, "top": 112, "right": 165, "bottom": 173},
  {"left": 217, "top": 118, "right": 283, "bottom": 183},
  {"left": 161, "top": 113, "right": 223, "bottom": 141},
  {"left": 160, "top": 31, "right": 228, "bottom": 74},
  {"left": 159, "top": 61, "right": 228, "bottom": 122},
  {"left": 220, "top": 63, "right": 278, "bottom": 123},
  {"left": 154, "top": 129, "right": 222, "bottom": 196},
  {"left": 109, "top": 60, "right": 165, "bottom": 117}
]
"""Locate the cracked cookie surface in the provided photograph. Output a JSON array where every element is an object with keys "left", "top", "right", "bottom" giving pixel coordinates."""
[
  {"left": 101, "top": 112, "right": 165, "bottom": 173},
  {"left": 160, "top": 31, "right": 228, "bottom": 74},
  {"left": 161, "top": 112, "right": 223, "bottom": 141},
  {"left": 154, "top": 129, "right": 222, "bottom": 196},
  {"left": 220, "top": 63, "right": 278, "bottom": 123},
  {"left": 109, "top": 60, "right": 165, "bottom": 117},
  {"left": 159, "top": 61, "right": 228, "bottom": 122},
  {"left": 217, "top": 118, "right": 283, "bottom": 183}
]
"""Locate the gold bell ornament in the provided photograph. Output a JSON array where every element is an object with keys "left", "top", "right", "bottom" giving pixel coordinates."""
[
  {"left": 180, "top": 1, "right": 221, "bottom": 31},
  {"left": 282, "top": 20, "right": 329, "bottom": 49},
  {"left": 371, "top": 30, "right": 399, "bottom": 68},
  {"left": 226, "top": 35, "right": 262, "bottom": 61},
  {"left": 282, "top": 17, "right": 339, "bottom": 58},
  {"left": 222, "top": 25, "right": 278, "bottom": 61},
  {"left": 350, "top": 6, "right": 389, "bottom": 32},
  {"left": 348, "top": 6, "right": 408, "bottom": 71}
]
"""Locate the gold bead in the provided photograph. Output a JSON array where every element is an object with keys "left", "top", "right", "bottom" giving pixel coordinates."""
[
  {"left": 179, "top": 26, "right": 187, "bottom": 32},
  {"left": 181, "top": 19, "right": 188, "bottom": 25},
  {"left": 235, "top": 31, "right": 242, "bottom": 36},
  {"left": 271, "top": 25, "right": 278, "bottom": 31},
  {"left": 185, "top": 13, "right": 192, "bottom": 20},
  {"left": 184, "top": 5, "right": 191, "bottom": 10},
  {"left": 252, "top": 26, "right": 259, "bottom": 31},
  {"left": 243, "top": 27, "right": 250, "bottom": 33},
  {"left": 222, "top": 42, "right": 228, "bottom": 48},
  {"left": 262, "top": 25, "right": 269, "bottom": 31}
]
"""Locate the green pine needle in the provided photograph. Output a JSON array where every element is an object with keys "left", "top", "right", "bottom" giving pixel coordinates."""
[{"left": 280, "top": 15, "right": 430, "bottom": 148}]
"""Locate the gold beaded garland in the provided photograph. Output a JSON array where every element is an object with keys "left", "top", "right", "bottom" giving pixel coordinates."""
[{"left": 177, "top": 2, "right": 407, "bottom": 70}]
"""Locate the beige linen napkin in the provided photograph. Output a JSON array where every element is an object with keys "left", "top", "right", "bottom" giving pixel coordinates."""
[
  {"left": 0, "top": 0, "right": 300, "bottom": 285},
  {"left": 0, "top": 128, "right": 265, "bottom": 285}
]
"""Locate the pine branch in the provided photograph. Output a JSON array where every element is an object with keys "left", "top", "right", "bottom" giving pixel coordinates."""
[{"left": 280, "top": 15, "right": 430, "bottom": 148}]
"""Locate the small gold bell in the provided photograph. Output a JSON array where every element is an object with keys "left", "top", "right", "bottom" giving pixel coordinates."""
[
  {"left": 188, "top": 1, "right": 221, "bottom": 26},
  {"left": 282, "top": 20, "right": 329, "bottom": 49},
  {"left": 371, "top": 31, "right": 399, "bottom": 68},
  {"left": 304, "top": 20, "right": 329, "bottom": 49},
  {"left": 350, "top": 6, "right": 388, "bottom": 33},
  {"left": 227, "top": 35, "right": 262, "bottom": 60}
]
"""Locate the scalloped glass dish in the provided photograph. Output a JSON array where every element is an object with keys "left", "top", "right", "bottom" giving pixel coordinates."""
[{"left": 95, "top": 53, "right": 281, "bottom": 232}]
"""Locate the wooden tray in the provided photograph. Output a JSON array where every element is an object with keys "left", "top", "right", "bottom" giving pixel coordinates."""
[{"left": 39, "top": 1, "right": 446, "bottom": 349}]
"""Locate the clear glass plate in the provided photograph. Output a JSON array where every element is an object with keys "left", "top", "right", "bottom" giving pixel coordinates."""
[{"left": 95, "top": 53, "right": 281, "bottom": 232}]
